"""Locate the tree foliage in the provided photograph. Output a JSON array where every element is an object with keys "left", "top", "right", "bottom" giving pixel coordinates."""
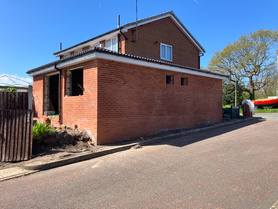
[
  {"left": 0, "top": 87, "right": 17, "bottom": 92},
  {"left": 208, "top": 29, "right": 278, "bottom": 100},
  {"left": 222, "top": 82, "right": 248, "bottom": 106}
]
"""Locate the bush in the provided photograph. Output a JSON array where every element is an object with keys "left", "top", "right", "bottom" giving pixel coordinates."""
[{"left": 33, "top": 122, "right": 56, "bottom": 144}]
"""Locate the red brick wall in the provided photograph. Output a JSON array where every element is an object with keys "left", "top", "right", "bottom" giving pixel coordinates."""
[
  {"left": 32, "top": 61, "right": 99, "bottom": 141},
  {"left": 61, "top": 61, "right": 98, "bottom": 141},
  {"left": 122, "top": 17, "right": 200, "bottom": 68},
  {"left": 96, "top": 59, "right": 222, "bottom": 144},
  {"left": 32, "top": 58, "right": 222, "bottom": 145},
  {"left": 33, "top": 74, "right": 44, "bottom": 118}
]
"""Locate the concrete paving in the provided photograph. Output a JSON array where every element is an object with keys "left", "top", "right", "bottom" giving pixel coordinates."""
[{"left": 0, "top": 167, "right": 38, "bottom": 181}]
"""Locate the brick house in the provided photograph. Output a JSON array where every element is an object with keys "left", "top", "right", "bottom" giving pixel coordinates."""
[{"left": 27, "top": 11, "right": 228, "bottom": 144}]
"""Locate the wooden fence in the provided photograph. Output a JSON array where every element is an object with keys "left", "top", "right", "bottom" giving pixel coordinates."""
[{"left": 0, "top": 88, "right": 33, "bottom": 162}]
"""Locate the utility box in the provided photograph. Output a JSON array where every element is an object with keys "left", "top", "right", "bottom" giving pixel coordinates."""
[{"left": 242, "top": 103, "right": 253, "bottom": 117}]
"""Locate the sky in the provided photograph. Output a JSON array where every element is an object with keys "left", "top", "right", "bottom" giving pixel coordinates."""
[{"left": 0, "top": 0, "right": 277, "bottom": 83}]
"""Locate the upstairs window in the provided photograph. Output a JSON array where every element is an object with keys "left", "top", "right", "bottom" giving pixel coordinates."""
[
  {"left": 94, "top": 43, "right": 104, "bottom": 48},
  {"left": 160, "top": 43, "right": 172, "bottom": 61},
  {"left": 106, "top": 37, "right": 117, "bottom": 52}
]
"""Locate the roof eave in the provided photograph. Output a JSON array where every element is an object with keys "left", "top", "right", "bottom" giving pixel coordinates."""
[{"left": 27, "top": 48, "right": 227, "bottom": 80}]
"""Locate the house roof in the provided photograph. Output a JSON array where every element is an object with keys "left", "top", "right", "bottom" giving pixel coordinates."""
[
  {"left": 53, "top": 11, "right": 205, "bottom": 57},
  {"left": 0, "top": 74, "right": 32, "bottom": 90},
  {"left": 27, "top": 47, "right": 228, "bottom": 80}
]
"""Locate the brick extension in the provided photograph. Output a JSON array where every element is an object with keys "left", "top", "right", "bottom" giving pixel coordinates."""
[
  {"left": 29, "top": 11, "right": 227, "bottom": 144},
  {"left": 33, "top": 58, "right": 223, "bottom": 144}
]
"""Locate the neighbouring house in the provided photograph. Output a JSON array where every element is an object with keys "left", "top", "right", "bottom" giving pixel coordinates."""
[
  {"left": 0, "top": 74, "right": 32, "bottom": 92},
  {"left": 27, "top": 11, "right": 228, "bottom": 144}
]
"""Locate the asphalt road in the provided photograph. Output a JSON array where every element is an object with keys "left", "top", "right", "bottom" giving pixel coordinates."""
[
  {"left": 1, "top": 114, "right": 278, "bottom": 208},
  {"left": 255, "top": 112, "right": 278, "bottom": 121}
]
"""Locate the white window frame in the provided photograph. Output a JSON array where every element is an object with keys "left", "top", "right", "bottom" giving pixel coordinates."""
[
  {"left": 106, "top": 37, "right": 118, "bottom": 52},
  {"left": 93, "top": 43, "right": 104, "bottom": 48},
  {"left": 160, "top": 43, "right": 172, "bottom": 61}
]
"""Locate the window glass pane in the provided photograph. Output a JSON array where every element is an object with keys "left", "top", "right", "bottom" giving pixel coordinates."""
[
  {"left": 106, "top": 39, "right": 111, "bottom": 50},
  {"left": 166, "top": 75, "right": 173, "bottom": 84},
  {"left": 112, "top": 38, "right": 117, "bottom": 51},
  {"left": 167, "top": 46, "right": 172, "bottom": 61},
  {"left": 161, "top": 45, "right": 166, "bottom": 59}
]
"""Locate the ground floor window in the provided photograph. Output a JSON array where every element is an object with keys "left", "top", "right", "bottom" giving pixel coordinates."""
[
  {"left": 66, "top": 68, "right": 84, "bottom": 96},
  {"left": 166, "top": 75, "right": 174, "bottom": 84},
  {"left": 181, "top": 77, "right": 188, "bottom": 86}
]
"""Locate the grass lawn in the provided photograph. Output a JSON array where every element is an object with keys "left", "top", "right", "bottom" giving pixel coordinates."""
[
  {"left": 223, "top": 105, "right": 278, "bottom": 114},
  {"left": 256, "top": 108, "right": 278, "bottom": 113}
]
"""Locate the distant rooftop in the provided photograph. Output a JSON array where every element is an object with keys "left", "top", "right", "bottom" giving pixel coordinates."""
[{"left": 0, "top": 74, "right": 32, "bottom": 89}]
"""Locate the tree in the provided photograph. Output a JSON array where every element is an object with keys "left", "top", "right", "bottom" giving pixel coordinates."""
[
  {"left": 208, "top": 29, "right": 278, "bottom": 100},
  {"left": 255, "top": 73, "right": 278, "bottom": 99},
  {"left": 0, "top": 87, "right": 17, "bottom": 92},
  {"left": 222, "top": 82, "right": 246, "bottom": 106}
]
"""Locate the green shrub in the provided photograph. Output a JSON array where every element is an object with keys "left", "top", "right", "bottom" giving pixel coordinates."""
[{"left": 33, "top": 122, "right": 56, "bottom": 143}]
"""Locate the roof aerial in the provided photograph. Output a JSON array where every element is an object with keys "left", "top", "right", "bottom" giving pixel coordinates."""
[{"left": 53, "top": 11, "right": 205, "bottom": 56}]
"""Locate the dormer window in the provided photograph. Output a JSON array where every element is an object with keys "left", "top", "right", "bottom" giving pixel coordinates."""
[
  {"left": 160, "top": 43, "right": 172, "bottom": 61},
  {"left": 106, "top": 37, "right": 117, "bottom": 52}
]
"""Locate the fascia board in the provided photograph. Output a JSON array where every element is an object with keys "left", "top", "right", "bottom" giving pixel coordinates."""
[
  {"left": 29, "top": 53, "right": 98, "bottom": 76},
  {"left": 123, "top": 13, "right": 172, "bottom": 31},
  {"left": 169, "top": 16, "right": 205, "bottom": 54},
  {"left": 94, "top": 53, "right": 227, "bottom": 80},
  {"left": 30, "top": 52, "right": 227, "bottom": 80},
  {"left": 28, "top": 66, "right": 56, "bottom": 77},
  {"left": 54, "top": 31, "right": 119, "bottom": 57}
]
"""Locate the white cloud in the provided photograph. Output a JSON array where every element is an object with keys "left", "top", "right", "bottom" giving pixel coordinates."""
[
  {"left": 0, "top": 74, "right": 32, "bottom": 88},
  {"left": 193, "top": 0, "right": 200, "bottom": 5}
]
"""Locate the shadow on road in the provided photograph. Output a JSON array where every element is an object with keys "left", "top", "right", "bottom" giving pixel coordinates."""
[{"left": 147, "top": 117, "right": 265, "bottom": 148}]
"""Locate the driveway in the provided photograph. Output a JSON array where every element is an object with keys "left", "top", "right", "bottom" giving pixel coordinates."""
[
  {"left": 0, "top": 116, "right": 278, "bottom": 208},
  {"left": 255, "top": 112, "right": 278, "bottom": 121}
]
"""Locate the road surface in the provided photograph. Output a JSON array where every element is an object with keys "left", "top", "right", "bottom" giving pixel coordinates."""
[{"left": 1, "top": 114, "right": 278, "bottom": 208}]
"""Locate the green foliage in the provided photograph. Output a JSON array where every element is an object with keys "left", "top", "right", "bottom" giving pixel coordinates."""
[
  {"left": 33, "top": 122, "right": 56, "bottom": 143},
  {"left": 222, "top": 82, "right": 249, "bottom": 106},
  {"left": 0, "top": 87, "right": 17, "bottom": 92},
  {"left": 256, "top": 108, "right": 278, "bottom": 113},
  {"left": 208, "top": 29, "right": 278, "bottom": 100},
  {"left": 255, "top": 74, "right": 278, "bottom": 99}
]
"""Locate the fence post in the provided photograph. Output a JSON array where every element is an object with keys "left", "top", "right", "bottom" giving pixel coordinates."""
[{"left": 28, "top": 85, "right": 32, "bottom": 111}]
